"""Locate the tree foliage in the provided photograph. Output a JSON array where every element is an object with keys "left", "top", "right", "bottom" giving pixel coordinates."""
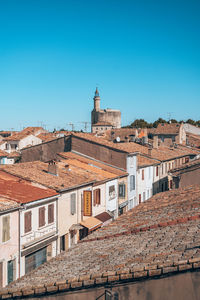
[{"left": 124, "top": 118, "right": 200, "bottom": 128}]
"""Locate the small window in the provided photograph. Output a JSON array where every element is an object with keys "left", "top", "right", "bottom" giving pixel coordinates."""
[
  {"left": 139, "top": 194, "right": 141, "bottom": 204},
  {"left": 24, "top": 211, "right": 32, "bottom": 234},
  {"left": 39, "top": 207, "right": 45, "bottom": 228},
  {"left": 48, "top": 204, "right": 54, "bottom": 224},
  {"left": 70, "top": 193, "right": 76, "bottom": 215},
  {"left": 93, "top": 189, "right": 101, "bottom": 206},
  {"left": 130, "top": 175, "right": 135, "bottom": 191},
  {"left": 109, "top": 185, "right": 116, "bottom": 200},
  {"left": 2, "top": 215, "right": 10, "bottom": 242},
  {"left": 119, "top": 183, "right": 126, "bottom": 198}
]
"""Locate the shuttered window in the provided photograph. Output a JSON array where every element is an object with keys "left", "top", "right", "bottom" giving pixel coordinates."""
[
  {"left": 39, "top": 207, "right": 45, "bottom": 228},
  {"left": 93, "top": 189, "right": 101, "bottom": 205},
  {"left": 70, "top": 193, "right": 76, "bottom": 215},
  {"left": 48, "top": 204, "right": 54, "bottom": 224},
  {"left": 156, "top": 166, "right": 159, "bottom": 176},
  {"left": 119, "top": 184, "right": 126, "bottom": 198},
  {"left": 142, "top": 169, "right": 144, "bottom": 180},
  {"left": 24, "top": 211, "right": 32, "bottom": 234},
  {"left": 2, "top": 215, "right": 10, "bottom": 242},
  {"left": 139, "top": 194, "right": 141, "bottom": 204},
  {"left": 130, "top": 175, "right": 135, "bottom": 191}
]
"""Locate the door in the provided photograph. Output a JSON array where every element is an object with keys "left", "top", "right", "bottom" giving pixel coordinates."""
[{"left": 7, "top": 260, "right": 14, "bottom": 284}]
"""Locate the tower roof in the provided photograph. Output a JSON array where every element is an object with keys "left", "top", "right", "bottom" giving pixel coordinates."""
[{"left": 94, "top": 87, "right": 99, "bottom": 97}]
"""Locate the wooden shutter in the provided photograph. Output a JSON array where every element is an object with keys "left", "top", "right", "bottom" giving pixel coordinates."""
[
  {"left": 142, "top": 170, "right": 144, "bottom": 180},
  {"left": 2, "top": 215, "right": 10, "bottom": 242},
  {"left": 70, "top": 193, "right": 76, "bottom": 215},
  {"left": 93, "top": 190, "right": 96, "bottom": 206},
  {"left": 24, "top": 211, "right": 32, "bottom": 233},
  {"left": 156, "top": 166, "right": 159, "bottom": 176},
  {"left": 48, "top": 204, "right": 54, "bottom": 224},
  {"left": 39, "top": 207, "right": 45, "bottom": 227},
  {"left": 139, "top": 194, "right": 141, "bottom": 204},
  {"left": 96, "top": 189, "right": 100, "bottom": 205}
]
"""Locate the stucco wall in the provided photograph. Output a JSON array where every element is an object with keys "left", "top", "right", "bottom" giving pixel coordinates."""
[{"left": 0, "top": 210, "right": 19, "bottom": 287}]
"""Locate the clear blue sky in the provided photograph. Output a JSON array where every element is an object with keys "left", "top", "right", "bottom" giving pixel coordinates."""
[{"left": 0, "top": 0, "right": 199, "bottom": 131}]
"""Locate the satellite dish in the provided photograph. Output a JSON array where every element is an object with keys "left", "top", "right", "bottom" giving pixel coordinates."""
[{"left": 116, "top": 136, "right": 120, "bottom": 143}]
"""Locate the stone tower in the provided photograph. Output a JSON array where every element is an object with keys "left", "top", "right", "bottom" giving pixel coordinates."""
[
  {"left": 93, "top": 87, "right": 100, "bottom": 111},
  {"left": 91, "top": 88, "right": 121, "bottom": 133}
]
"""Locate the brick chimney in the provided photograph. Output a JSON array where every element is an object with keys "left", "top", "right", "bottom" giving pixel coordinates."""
[{"left": 48, "top": 160, "right": 58, "bottom": 176}]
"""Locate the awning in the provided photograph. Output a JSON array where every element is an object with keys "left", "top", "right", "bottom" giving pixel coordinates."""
[
  {"left": 80, "top": 217, "right": 103, "bottom": 232},
  {"left": 69, "top": 224, "right": 84, "bottom": 231}
]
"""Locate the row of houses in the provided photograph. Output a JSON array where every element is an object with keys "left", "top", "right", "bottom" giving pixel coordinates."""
[{"left": 0, "top": 127, "right": 199, "bottom": 287}]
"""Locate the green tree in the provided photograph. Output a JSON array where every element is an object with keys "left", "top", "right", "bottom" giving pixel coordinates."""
[
  {"left": 186, "top": 119, "right": 196, "bottom": 126},
  {"left": 130, "top": 119, "right": 149, "bottom": 128},
  {"left": 153, "top": 118, "right": 167, "bottom": 128}
]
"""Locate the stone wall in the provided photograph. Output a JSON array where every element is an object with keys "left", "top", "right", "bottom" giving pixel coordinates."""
[
  {"left": 71, "top": 136, "right": 127, "bottom": 169},
  {"left": 21, "top": 137, "right": 71, "bottom": 162}
]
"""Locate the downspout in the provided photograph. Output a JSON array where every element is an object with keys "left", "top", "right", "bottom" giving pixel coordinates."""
[
  {"left": 18, "top": 207, "right": 21, "bottom": 279},
  {"left": 56, "top": 197, "right": 58, "bottom": 256}
]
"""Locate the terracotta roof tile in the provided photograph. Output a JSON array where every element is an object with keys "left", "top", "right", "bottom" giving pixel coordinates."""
[
  {"left": 154, "top": 123, "right": 181, "bottom": 135},
  {"left": 6, "top": 185, "right": 200, "bottom": 291},
  {"left": 0, "top": 171, "right": 58, "bottom": 203}
]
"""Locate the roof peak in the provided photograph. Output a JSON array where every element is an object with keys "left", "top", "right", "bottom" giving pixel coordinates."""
[{"left": 94, "top": 87, "right": 99, "bottom": 97}]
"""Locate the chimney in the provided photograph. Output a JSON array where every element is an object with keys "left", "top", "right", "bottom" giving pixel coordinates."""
[
  {"left": 148, "top": 147, "right": 152, "bottom": 156},
  {"left": 153, "top": 136, "right": 158, "bottom": 149},
  {"left": 48, "top": 160, "right": 58, "bottom": 176}
]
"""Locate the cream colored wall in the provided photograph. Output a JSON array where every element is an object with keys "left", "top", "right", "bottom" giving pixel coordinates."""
[
  {"left": 0, "top": 210, "right": 19, "bottom": 287},
  {"left": 19, "top": 135, "right": 42, "bottom": 150}
]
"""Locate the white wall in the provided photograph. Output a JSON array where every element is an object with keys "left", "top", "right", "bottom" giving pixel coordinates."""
[
  {"left": 126, "top": 155, "right": 137, "bottom": 209},
  {"left": 137, "top": 166, "right": 154, "bottom": 203},
  {"left": 105, "top": 179, "right": 118, "bottom": 217},
  {"left": 19, "top": 135, "right": 42, "bottom": 150}
]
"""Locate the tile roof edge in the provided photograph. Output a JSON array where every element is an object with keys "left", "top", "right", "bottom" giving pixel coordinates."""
[{"left": 2, "top": 258, "right": 200, "bottom": 298}]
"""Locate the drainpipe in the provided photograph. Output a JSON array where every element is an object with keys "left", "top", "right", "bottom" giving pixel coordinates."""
[{"left": 18, "top": 208, "right": 21, "bottom": 279}]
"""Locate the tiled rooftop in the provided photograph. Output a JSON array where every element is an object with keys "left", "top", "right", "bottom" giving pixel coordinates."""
[
  {"left": 154, "top": 123, "right": 181, "bottom": 135},
  {"left": 137, "top": 154, "right": 159, "bottom": 168},
  {"left": 72, "top": 133, "right": 198, "bottom": 161},
  {"left": 0, "top": 171, "right": 58, "bottom": 203},
  {"left": 170, "top": 158, "right": 200, "bottom": 176},
  {"left": 4, "top": 127, "right": 45, "bottom": 141},
  {"left": 0, "top": 157, "right": 125, "bottom": 192},
  {"left": 57, "top": 152, "right": 127, "bottom": 177},
  {"left": 5, "top": 185, "right": 200, "bottom": 294},
  {"left": 0, "top": 197, "right": 19, "bottom": 212}
]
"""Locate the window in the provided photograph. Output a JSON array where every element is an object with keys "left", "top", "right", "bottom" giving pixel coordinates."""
[
  {"left": 2, "top": 215, "right": 10, "bottom": 242},
  {"left": 156, "top": 166, "right": 159, "bottom": 177},
  {"left": 70, "top": 193, "right": 76, "bottom": 215},
  {"left": 165, "top": 163, "right": 167, "bottom": 173},
  {"left": 142, "top": 169, "right": 144, "bottom": 180},
  {"left": 48, "top": 204, "right": 54, "bottom": 224},
  {"left": 130, "top": 175, "right": 135, "bottom": 191},
  {"left": 25, "top": 247, "right": 47, "bottom": 274},
  {"left": 161, "top": 164, "right": 163, "bottom": 175},
  {"left": 93, "top": 189, "right": 101, "bottom": 205},
  {"left": 24, "top": 211, "right": 32, "bottom": 234},
  {"left": 109, "top": 185, "right": 116, "bottom": 200},
  {"left": 139, "top": 194, "right": 141, "bottom": 204},
  {"left": 118, "top": 183, "right": 126, "bottom": 198},
  {"left": 39, "top": 207, "right": 45, "bottom": 228},
  {"left": 7, "top": 260, "right": 14, "bottom": 284}
]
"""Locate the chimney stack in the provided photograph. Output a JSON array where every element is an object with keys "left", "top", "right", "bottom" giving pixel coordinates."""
[
  {"left": 148, "top": 147, "right": 152, "bottom": 157},
  {"left": 48, "top": 160, "right": 58, "bottom": 176},
  {"left": 153, "top": 136, "right": 158, "bottom": 149}
]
